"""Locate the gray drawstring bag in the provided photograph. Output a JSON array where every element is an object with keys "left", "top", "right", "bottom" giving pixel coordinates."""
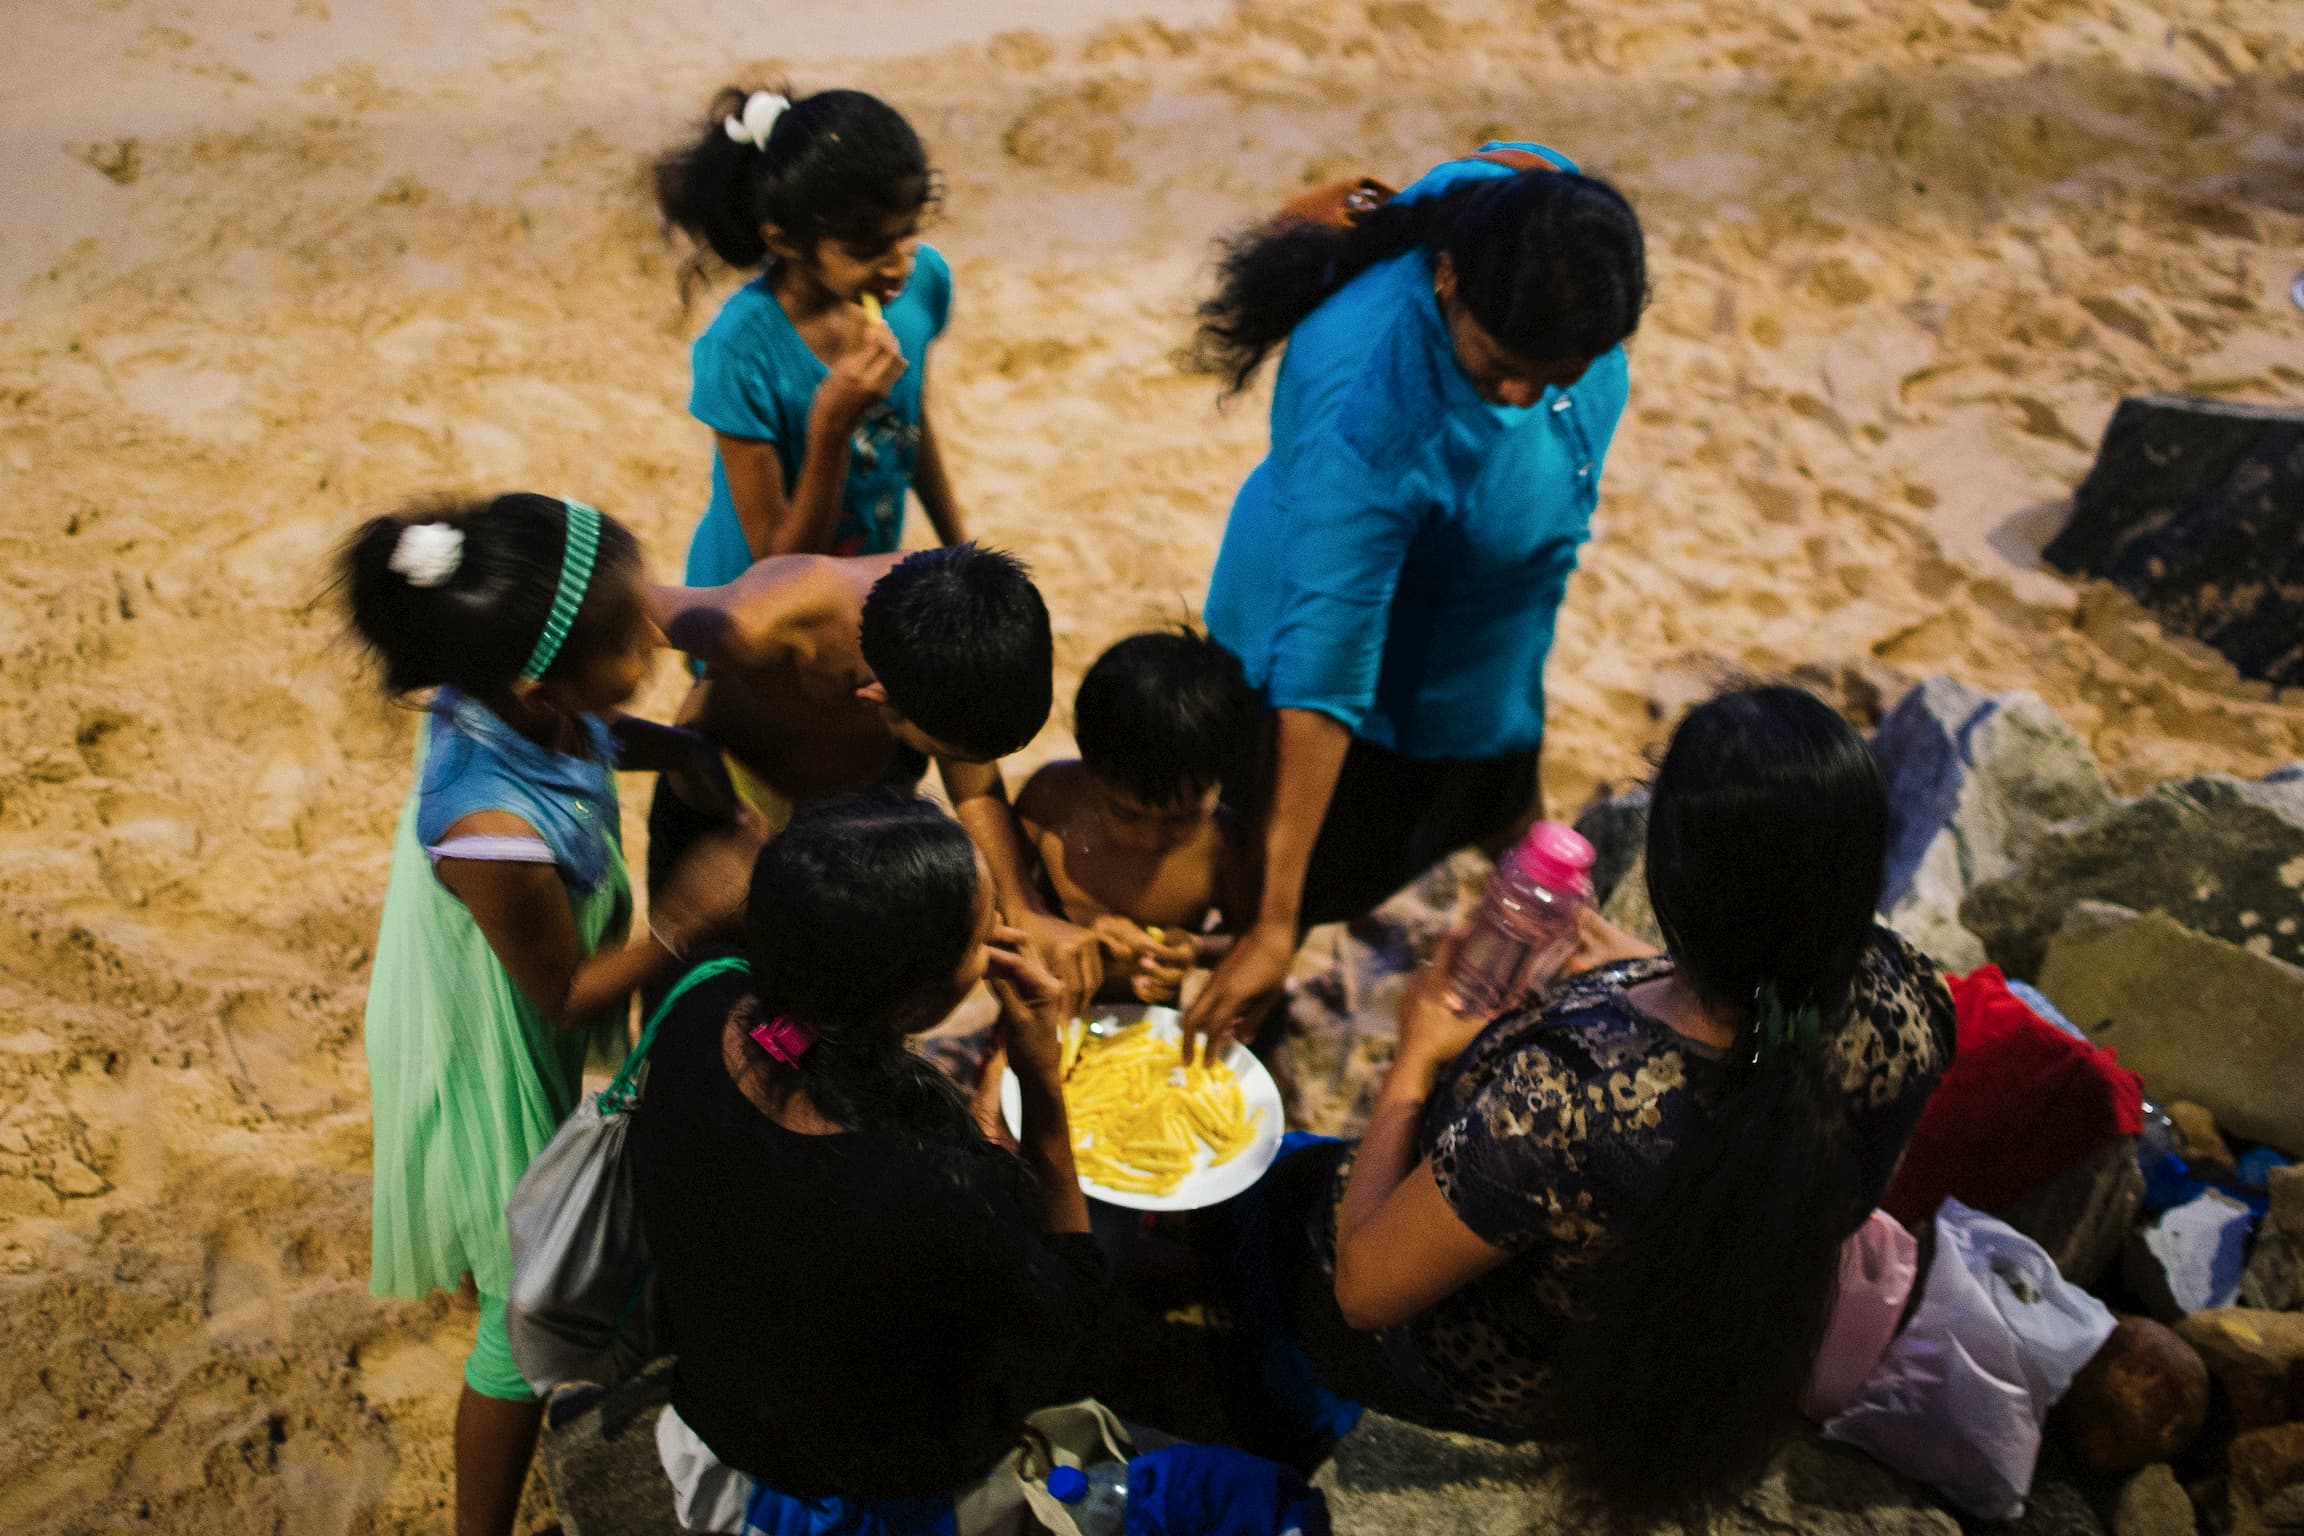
[{"left": 505, "top": 957, "right": 747, "bottom": 1395}]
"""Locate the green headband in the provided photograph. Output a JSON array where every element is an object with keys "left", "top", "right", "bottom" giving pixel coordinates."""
[{"left": 520, "top": 499, "right": 602, "bottom": 682}]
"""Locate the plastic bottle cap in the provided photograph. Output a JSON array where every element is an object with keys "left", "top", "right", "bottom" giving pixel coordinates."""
[
  {"left": 1510, "top": 821, "right": 1596, "bottom": 891},
  {"left": 1047, "top": 1466, "right": 1088, "bottom": 1502}
]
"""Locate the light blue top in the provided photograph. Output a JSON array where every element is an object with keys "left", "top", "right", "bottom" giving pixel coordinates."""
[
  {"left": 415, "top": 689, "right": 623, "bottom": 896},
  {"left": 1202, "top": 145, "right": 1630, "bottom": 760},
  {"left": 683, "top": 246, "right": 954, "bottom": 584}
]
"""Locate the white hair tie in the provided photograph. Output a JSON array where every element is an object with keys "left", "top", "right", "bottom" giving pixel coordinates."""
[
  {"left": 723, "top": 91, "right": 790, "bottom": 152},
  {"left": 388, "top": 522, "right": 465, "bottom": 588}
]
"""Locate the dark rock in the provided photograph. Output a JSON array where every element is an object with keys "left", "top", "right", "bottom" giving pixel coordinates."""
[
  {"left": 1598, "top": 850, "right": 1665, "bottom": 949},
  {"left": 2242, "top": 1165, "right": 2304, "bottom": 1312},
  {"left": 2044, "top": 392, "right": 2304, "bottom": 689},
  {"left": 1998, "top": 1474, "right": 2108, "bottom": 1536},
  {"left": 1873, "top": 678, "right": 2112, "bottom": 972},
  {"left": 2061, "top": 1317, "right": 2211, "bottom": 1475},
  {"left": 2003, "top": 1136, "right": 2147, "bottom": 1289},
  {"left": 2037, "top": 903, "right": 2304, "bottom": 1154},
  {"left": 2126, "top": 1191, "right": 2254, "bottom": 1320},
  {"left": 536, "top": 1382, "right": 682, "bottom": 1536},
  {"left": 2166, "top": 1102, "right": 2241, "bottom": 1186},
  {"left": 1962, "top": 769, "right": 2304, "bottom": 983},
  {"left": 2173, "top": 1307, "right": 2304, "bottom": 1432},
  {"left": 1314, "top": 1414, "right": 1960, "bottom": 1535},
  {"left": 2228, "top": 1423, "right": 2304, "bottom": 1536},
  {"left": 2113, "top": 1464, "right": 2198, "bottom": 1536},
  {"left": 1572, "top": 788, "right": 1649, "bottom": 908}
]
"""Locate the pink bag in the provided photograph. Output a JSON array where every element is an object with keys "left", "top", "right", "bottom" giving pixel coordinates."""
[{"left": 1802, "top": 1211, "right": 1921, "bottom": 1421}]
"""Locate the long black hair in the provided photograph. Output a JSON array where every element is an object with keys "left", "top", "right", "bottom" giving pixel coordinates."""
[
  {"left": 653, "top": 86, "right": 932, "bottom": 299},
  {"left": 739, "top": 794, "right": 985, "bottom": 1147},
  {"left": 337, "top": 492, "right": 642, "bottom": 700},
  {"left": 1552, "top": 686, "right": 1886, "bottom": 1525},
  {"left": 1190, "top": 164, "right": 1647, "bottom": 396}
]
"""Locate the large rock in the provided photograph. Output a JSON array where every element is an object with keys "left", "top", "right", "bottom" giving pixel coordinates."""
[
  {"left": 1873, "top": 678, "right": 2113, "bottom": 972},
  {"left": 2173, "top": 1307, "right": 2304, "bottom": 1432},
  {"left": 1572, "top": 788, "right": 1649, "bottom": 909},
  {"left": 1314, "top": 1413, "right": 1960, "bottom": 1536},
  {"left": 2243, "top": 1165, "right": 2304, "bottom": 1312},
  {"left": 1963, "top": 769, "right": 2304, "bottom": 983},
  {"left": 2043, "top": 392, "right": 2304, "bottom": 689},
  {"left": 2037, "top": 903, "right": 2304, "bottom": 1154},
  {"left": 2166, "top": 1102, "right": 2240, "bottom": 1186},
  {"left": 2112, "top": 1464, "right": 2197, "bottom": 1536},
  {"left": 2227, "top": 1423, "right": 2304, "bottom": 1536},
  {"left": 2061, "top": 1317, "right": 2211, "bottom": 1475},
  {"left": 2002, "top": 1136, "right": 2147, "bottom": 1289}
]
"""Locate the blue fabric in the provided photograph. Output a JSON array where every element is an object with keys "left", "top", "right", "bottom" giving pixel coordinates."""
[
  {"left": 1203, "top": 144, "right": 1629, "bottom": 759},
  {"left": 685, "top": 246, "right": 954, "bottom": 582},
  {"left": 740, "top": 1484, "right": 956, "bottom": 1536},
  {"left": 1231, "top": 1132, "right": 1365, "bottom": 1446},
  {"left": 1125, "top": 1444, "right": 1332, "bottom": 1536},
  {"left": 414, "top": 689, "right": 622, "bottom": 896},
  {"left": 2005, "top": 979, "right": 2086, "bottom": 1042}
]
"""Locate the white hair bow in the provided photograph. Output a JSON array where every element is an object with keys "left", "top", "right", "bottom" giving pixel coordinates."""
[
  {"left": 723, "top": 91, "right": 790, "bottom": 152},
  {"left": 388, "top": 522, "right": 464, "bottom": 588}
]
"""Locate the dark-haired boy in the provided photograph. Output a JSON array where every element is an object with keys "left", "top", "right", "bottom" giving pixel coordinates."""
[
  {"left": 650, "top": 543, "right": 1103, "bottom": 997},
  {"left": 1017, "top": 630, "right": 1258, "bottom": 1005}
]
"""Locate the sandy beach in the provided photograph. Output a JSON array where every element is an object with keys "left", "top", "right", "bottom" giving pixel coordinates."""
[{"left": 2, "top": 0, "right": 2301, "bottom": 1528}]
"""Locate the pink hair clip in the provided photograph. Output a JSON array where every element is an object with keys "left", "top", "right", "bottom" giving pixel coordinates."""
[{"left": 749, "top": 1014, "right": 817, "bottom": 1065}]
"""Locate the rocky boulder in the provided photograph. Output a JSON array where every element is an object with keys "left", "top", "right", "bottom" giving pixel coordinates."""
[
  {"left": 2037, "top": 904, "right": 2304, "bottom": 1155},
  {"left": 2061, "top": 1317, "right": 2211, "bottom": 1475},
  {"left": 2243, "top": 1164, "right": 2304, "bottom": 1312},
  {"left": 1962, "top": 768, "right": 2304, "bottom": 984},
  {"left": 2227, "top": 1423, "right": 2304, "bottom": 1536},
  {"left": 2112, "top": 1463, "right": 2197, "bottom": 1536},
  {"left": 1872, "top": 678, "right": 2113, "bottom": 972},
  {"left": 1315, "top": 1413, "right": 1961, "bottom": 1536},
  {"left": 1572, "top": 787, "right": 1650, "bottom": 910},
  {"left": 2043, "top": 392, "right": 2304, "bottom": 690},
  {"left": 2002, "top": 1136, "right": 2147, "bottom": 1290},
  {"left": 2173, "top": 1307, "right": 2304, "bottom": 1432}
]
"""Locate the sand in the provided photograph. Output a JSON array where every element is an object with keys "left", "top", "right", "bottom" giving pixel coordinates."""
[{"left": 2, "top": 0, "right": 2301, "bottom": 1529}]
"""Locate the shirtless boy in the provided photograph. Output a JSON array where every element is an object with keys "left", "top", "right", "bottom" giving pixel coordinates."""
[
  {"left": 1016, "top": 630, "right": 1257, "bottom": 1005},
  {"left": 650, "top": 543, "right": 1101, "bottom": 996}
]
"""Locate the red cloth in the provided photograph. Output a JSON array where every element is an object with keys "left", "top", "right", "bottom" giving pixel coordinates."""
[{"left": 1882, "top": 965, "right": 2144, "bottom": 1225}]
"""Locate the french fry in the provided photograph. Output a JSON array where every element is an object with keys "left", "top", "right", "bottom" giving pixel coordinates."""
[
  {"left": 1057, "top": 1020, "right": 1261, "bottom": 1193},
  {"left": 860, "top": 293, "right": 884, "bottom": 324}
]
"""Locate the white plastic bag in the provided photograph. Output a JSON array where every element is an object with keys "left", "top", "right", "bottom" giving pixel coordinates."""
[{"left": 1823, "top": 1198, "right": 2117, "bottom": 1521}]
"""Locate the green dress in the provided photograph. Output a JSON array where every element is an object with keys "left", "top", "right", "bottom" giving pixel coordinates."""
[{"left": 367, "top": 694, "right": 631, "bottom": 1302}]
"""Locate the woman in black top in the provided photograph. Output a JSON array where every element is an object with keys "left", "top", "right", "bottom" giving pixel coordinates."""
[{"left": 631, "top": 793, "right": 1099, "bottom": 1500}]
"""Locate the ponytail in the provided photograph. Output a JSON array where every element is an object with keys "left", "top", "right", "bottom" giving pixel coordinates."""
[
  {"left": 653, "top": 86, "right": 933, "bottom": 303},
  {"left": 336, "top": 492, "right": 641, "bottom": 699},
  {"left": 739, "top": 794, "right": 988, "bottom": 1150},
  {"left": 1189, "top": 165, "right": 1648, "bottom": 397},
  {"left": 1550, "top": 686, "right": 1886, "bottom": 1525}
]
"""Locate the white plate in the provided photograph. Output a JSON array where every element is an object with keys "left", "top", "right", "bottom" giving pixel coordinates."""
[{"left": 1000, "top": 1005, "right": 1285, "bottom": 1212}]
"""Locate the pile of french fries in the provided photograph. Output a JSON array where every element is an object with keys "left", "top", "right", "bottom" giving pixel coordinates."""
[{"left": 1058, "top": 1021, "right": 1262, "bottom": 1197}]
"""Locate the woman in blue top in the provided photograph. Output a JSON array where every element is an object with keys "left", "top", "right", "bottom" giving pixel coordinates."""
[
  {"left": 1183, "top": 145, "right": 1648, "bottom": 1046},
  {"left": 655, "top": 87, "right": 968, "bottom": 577}
]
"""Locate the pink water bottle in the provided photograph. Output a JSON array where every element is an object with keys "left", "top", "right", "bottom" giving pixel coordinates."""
[{"left": 1445, "top": 822, "right": 1597, "bottom": 1018}]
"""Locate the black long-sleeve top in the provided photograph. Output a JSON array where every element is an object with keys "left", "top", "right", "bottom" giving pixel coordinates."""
[{"left": 630, "top": 963, "right": 1105, "bottom": 1497}]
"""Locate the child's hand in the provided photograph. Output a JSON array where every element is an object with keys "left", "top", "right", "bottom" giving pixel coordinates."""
[
  {"left": 1129, "top": 927, "right": 1200, "bottom": 1005},
  {"left": 1391, "top": 930, "right": 1489, "bottom": 1095},
  {"left": 985, "top": 923, "right": 1069, "bottom": 1086},
  {"left": 811, "top": 320, "right": 907, "bottom": 434}
]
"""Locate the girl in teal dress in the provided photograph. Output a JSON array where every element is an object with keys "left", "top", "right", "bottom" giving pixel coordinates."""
[
  {"left": 340, "top": 493, "right": 758, "bottom": 1536},
  {"left": 654, "top": 86, "right": 969, "bottom": 577}
]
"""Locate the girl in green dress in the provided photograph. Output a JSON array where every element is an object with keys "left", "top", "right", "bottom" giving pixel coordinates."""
[{"left": 339, "top": 493, "right": 758, "bottom": 1536}]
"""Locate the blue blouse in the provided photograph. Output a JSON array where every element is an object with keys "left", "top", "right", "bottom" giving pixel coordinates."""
[
  {"left": 1202, "top": 146, "right": 1629, "bottom": 760},
  {"left": 414, "top": 690, "right": 622, "bottom": 896},
  {"left": 683, "top": 246, "right": 954, "bottom": 585}
]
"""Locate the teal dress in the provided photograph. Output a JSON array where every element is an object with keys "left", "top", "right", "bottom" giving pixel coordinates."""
[
  {"left": 683, "top": 246, "right": 954, "bottom": 583},
  {"left": 365, "top": 692, "right": 630, "bottom": 1397}
]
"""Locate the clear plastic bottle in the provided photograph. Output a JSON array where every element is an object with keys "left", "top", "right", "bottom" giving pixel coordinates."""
[
  {"left": 1046, "top": 1460, "right": 1128, "bottom": 1536},
  {"left": 1445, "top": 821, "right": 1597, "bottom": 1018}
]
